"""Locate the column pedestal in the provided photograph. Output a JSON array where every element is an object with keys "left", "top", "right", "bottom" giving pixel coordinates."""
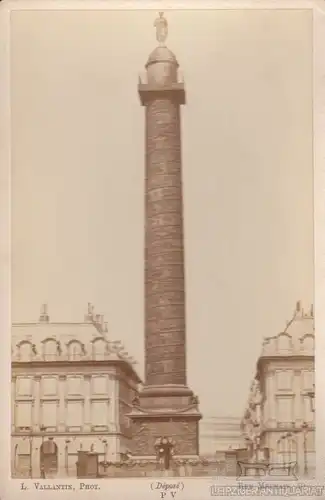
[{"left": 128, "top": 385, "right": 201, "bottom": 457}]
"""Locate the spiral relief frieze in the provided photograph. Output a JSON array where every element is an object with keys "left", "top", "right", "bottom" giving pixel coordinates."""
[
  {"left": 146, "top": 277, "right": 185, "bottom": 294},
  {"left": 146, "top": 328, "right": 186, "bottom": 348},
  {"left": 146, "top": 186, "right": 182, "bottom": 203},
  {"left": 148, "top": 249, "right": 183, "bottom": 267},
  {"left": 146, "top": 238, "right": 183, "bottom": 256},
  {"left": 146, "top": 265, "right": 185, "bottom": 282},
  {"left": 146, "top": 198, "right": 183, "bottom": 218},
  {"left": 146, "top": 225, "right": 184, "bottom": 241},
  {"left": 146, "top": 289, "right": 185, "bottom": 308},
  {"left": 144, "top": 91, "right": 187, "bottom": 387},
  {"left": 146, "top": 173, "right": 183, "bottom": 190}
]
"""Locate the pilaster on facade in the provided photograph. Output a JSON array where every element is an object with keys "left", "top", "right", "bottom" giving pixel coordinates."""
[
  {"left": 83, "top": 374, "right": 91, "bottom": 432},
  {"left": 11, "top": 376, "right": 16, "bottom": 433},
  {"left": 110, "top": 375, "right": 119, "bottom": 433},
  {"left": 293, "top": 370, "right": 303, "bottom": 427},
  {"left": 58, "top": 375, "right": 66, "bottom": 432},
  {"left": 32, "top": 376, "right": 41, "bottom": 431}
]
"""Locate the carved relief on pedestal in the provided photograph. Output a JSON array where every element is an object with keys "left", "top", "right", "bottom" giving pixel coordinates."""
[{"left": 131, "top": 420, "right": 198, "bottom": 456}]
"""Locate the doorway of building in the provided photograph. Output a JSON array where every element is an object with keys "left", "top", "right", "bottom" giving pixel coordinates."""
[{"left": 40, "top": 438, "right": 58, "bottom": 476}]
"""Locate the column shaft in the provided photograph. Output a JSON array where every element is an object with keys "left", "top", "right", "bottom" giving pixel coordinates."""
[{"left": 145, "top": 98, "right": 186, "bottom": 386}]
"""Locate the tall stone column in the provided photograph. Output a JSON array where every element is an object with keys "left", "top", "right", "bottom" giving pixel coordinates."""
[{"left": 129, "top": 13, "right": 201, "bottom": 459}]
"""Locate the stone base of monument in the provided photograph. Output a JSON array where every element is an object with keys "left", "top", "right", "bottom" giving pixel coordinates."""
[{"left": 127, "top": 384, "right": 202, "bottom": 460}]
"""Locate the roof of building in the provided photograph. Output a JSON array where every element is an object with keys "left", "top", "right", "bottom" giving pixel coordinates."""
[
  {"left": 12, "top": 303, "right": 142, "bottom": 383},
  {"left": 258, "top": 300, "right": 314, "bottom": 362}
]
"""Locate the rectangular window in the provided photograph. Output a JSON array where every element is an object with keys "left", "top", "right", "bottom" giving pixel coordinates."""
[
  {"left": 66, "top": 401, "right": 83, "bottom": 428},
  {"left": 41, "top": 401, "right": 57, "bottom": 428},
  {"left": 41, "top": 377, "right": 57, "bottom": 396},
  {"left": 15, "top": 402, "right": 32, "bottom": 428},
  {"left": 303, "top": 395, "right": 314, "bottom": 423},
  {"left": 16, "top": 377, "right": 33, "bottom": 397},
  {"left": 92, "top": 376, "right": 107, "bottom": 395},
  {"left": 91, "top": 400, "right": 108, "bottom": 427},
  {"left": 302, "top": 370, "right": 314, "bottom": 391},
  {"left": 67, "top": 376, "right": 83, "bottom": 396},
  {"left": 276, "top": 396, "right": 293, "bottom": 424},
  {"left": 276, "top": 370, "right": 293, "bottom": 391}
]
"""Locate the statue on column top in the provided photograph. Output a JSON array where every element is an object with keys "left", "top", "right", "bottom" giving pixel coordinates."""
[{"left": 154, "top": 12, "right": 168, "bottom": 46}]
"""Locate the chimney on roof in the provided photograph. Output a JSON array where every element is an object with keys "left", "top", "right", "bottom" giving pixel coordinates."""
[
  {"left": 296, "top": 301, "right": 301, "bottom": 313},
  {"left": 99, "top": 315, "right": 105, "bottom": 330},
  {"left": 39, "top": 304, "right": 49, "bottom": 323},
  {"left": 85, "top": 302, "right": 94, "bottom": 323}
]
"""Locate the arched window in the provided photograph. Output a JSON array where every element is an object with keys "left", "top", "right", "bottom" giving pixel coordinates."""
[
  {"left": 42, "top": 339, "right": 57, "bottom": 361},
  {"left": 276, "top": 433, "right": 297, "bottom": 465},
  {"left": 17, "top": 341, "right": 33, "bottom": 362},
  {"left": 15, "top": 439, "right": 31, "bottom": 477},
  {"left": 92, "top": 338, "right": 107, "bottom": 361},
  {"left": 300, "top": 334, "right": 315, "bottom": 353},
  {"left": 40, "top": 439, "right": 58, "bottom": 476},
  {"left": 68, "top": 341, "right": 83, "bottom": 361},
  {"left": 277, "top": 333, "right": 292, "bottom": 352}
]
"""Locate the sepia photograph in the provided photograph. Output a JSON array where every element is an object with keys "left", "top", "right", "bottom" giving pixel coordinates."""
[{"left": 8, "top": 4, "right": 317, "bottom": 482}]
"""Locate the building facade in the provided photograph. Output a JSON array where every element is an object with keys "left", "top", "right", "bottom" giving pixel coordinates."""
[
  {"left": 200, "top": 417, "right": 245, "bottom": 456},
  {"left": 11, "top": 304, "right": 141, "bottom": 478},
  {"left": 241, "top": 301, "right": 315, "bottom": 477}
]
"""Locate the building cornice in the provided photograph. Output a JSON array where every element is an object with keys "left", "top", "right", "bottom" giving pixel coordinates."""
[
  {"left": 256, "top": 355, "right": 314, "bottom": 378},
  {"left": 11, "top": 359, "right": 142, "bottom": 384}
]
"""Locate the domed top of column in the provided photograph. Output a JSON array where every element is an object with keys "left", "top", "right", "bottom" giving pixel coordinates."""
[{"left": 145, "top": 12, "right": 179, "bottom": 86}]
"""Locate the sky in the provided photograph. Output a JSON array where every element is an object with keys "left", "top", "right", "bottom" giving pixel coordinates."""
[{"left": 10, "top": 8, "right": 313, "bottom": 418}]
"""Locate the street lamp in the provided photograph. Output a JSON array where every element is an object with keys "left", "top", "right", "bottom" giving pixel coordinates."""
[
  {"left": 301, "top": 421, "right": 309, "bottom": 476},
  {"left": 65, "top": 439, "right": 71, "bottom": 476}
]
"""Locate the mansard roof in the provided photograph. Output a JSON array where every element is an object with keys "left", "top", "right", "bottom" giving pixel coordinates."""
[
  {"left": 257, "top": 301, "right": 314, "bottom": 360},
  {"left": 12, "top": 303, "right": 141, "bottom": 383}
]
